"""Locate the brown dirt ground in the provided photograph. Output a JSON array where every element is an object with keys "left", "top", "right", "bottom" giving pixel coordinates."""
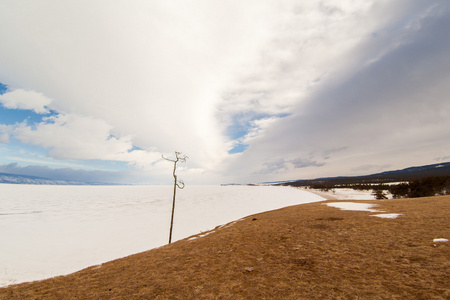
[{"left": 1, "top": 195, "right": 449, "bottom": 299}]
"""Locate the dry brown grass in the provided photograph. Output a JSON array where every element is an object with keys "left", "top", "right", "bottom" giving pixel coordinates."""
[{"left": 1, "top": 195, "right": 449, "bottom": 299}]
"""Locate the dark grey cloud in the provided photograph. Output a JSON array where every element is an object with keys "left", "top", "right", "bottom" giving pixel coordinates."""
[
  {"left": 279, "top": 3, "right": 447, "bottom": 144},
  {"left": 256, "top": 159, "right": 287, "bottom": 174},
  {"left": 322, "top": 147, "right": 348, "bottom": 160},
  {"left": 300, "top": 5, "right": 450, "bottom": 136},
  {"left": 291, "top": 158, "right": 324, "bottom": 169},
  {"left": 255, "top": 157, "right": 324, "bottom": 175},
  {"left": 229, "top": 2, "right": 450, "bottom": 181},
  {"left": 435, "top": 155, "right": 450, "bottom": 162}
]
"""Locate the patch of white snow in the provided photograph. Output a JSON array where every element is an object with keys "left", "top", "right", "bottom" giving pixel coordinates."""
[
  {"left": 433, "top": 238, "right": 448, "bottom": 243},
  {"left": 370, "top": 213, "right": 401, "bottom": 219},
  {"left": 325, "top": 202, "right": 379, "bottom": 212}
]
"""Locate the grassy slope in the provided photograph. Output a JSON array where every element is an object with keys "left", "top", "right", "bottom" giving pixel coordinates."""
[{"left": 1, "top": 196, "right": 449, "bottom": 299}]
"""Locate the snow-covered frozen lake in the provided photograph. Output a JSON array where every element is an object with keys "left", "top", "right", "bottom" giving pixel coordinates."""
[{"left": 0, "top": 184, "right": 325, "bottom": 287}]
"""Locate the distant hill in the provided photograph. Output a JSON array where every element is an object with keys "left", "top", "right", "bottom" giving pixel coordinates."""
[
  {"left": 280, "top": 162, "right": 450, "bottom": 187},
  {"left": 0, "top": 172, "right": 107, "bottom": 185}
]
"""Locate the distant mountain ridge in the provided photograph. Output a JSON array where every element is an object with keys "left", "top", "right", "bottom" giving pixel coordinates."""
[
  {"left": 0, "top": 172, "right": 108, "bottom": 185},
  {"left": 280, "top": 162, "right": 450, "bottom": 187},
  {"left": 3, "top": 162, "right": 450, "bottom": 186}
]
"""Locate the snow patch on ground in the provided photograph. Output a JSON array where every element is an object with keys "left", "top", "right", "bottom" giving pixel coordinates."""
[
  {"left": 326, "top": 202, "right": 402, "bottom": 219},
  {"left": 433, "top": 238, "right": 448, "bottom": 243},
  {"left": 370, "top": 213, "right": 401, "bottom": 219},
  {"left": 325, "top": 202, "right": 379, "bottom": 212}
]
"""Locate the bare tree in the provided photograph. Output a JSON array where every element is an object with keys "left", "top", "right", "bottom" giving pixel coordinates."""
[{"left": 162, "top": 151, "right": 188, "bottom": 244}]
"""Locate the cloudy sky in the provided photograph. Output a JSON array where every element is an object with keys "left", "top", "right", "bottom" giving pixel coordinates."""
[{"left": 0, "top": 1, "right": 449, "bottom": 184}]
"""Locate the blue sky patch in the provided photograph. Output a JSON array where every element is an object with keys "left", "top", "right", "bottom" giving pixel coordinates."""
[
  {"left": 128, "top": 145, "right": 143, "bottom": 152},
  {"left": 227, "top": 112, "right": 290, "bottom": 154},
  {"left": 0, "top": 82, "right": 7, "bottom": 94},
  {"left": 0, "top": 106, "right": 57, "bottom": 126},
  {"left": 229, "top": 143, "right": 249, "bottom": 154},
  {"left": 0, "top": 82, "right": 57, "bottom": 126},
  {"left": 227, "top": 112, "right": 290, "bottom": 140}
]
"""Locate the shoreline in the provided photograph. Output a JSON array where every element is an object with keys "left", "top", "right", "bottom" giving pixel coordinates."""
[
  {"left": 291, "top": 187, "right": 339, "bottom": 200},
  {"left": 0, "top": 185, "right": 325, "bottom": 287}
]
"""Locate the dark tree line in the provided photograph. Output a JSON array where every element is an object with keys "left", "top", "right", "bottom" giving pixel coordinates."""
[
  {"left": 285, "top": 176, "right": 450, "bottom": 199},
  {"left": 360, "top": 176, "right": 450, "bottom": 198},
  {"left": 388, "top": 176, "right": 450, "bottom": 198}
]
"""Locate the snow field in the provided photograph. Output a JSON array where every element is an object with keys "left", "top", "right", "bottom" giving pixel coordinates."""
[
  {"left": 0, "top": 184, "right": 324, "bottom": 286},
  {"left": 2, "top": 184, "right": 443, "bottom": 288}
]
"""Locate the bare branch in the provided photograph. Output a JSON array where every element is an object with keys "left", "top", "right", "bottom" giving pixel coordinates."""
[
  {"left": 162, "top": 152, "right": 187, "bottom": 163},
  {"left": 176, "top": 179, "right": 185, "bottom": 189},
  {"left": 161, "top": 154, "right": 176, "bottom": 163}
]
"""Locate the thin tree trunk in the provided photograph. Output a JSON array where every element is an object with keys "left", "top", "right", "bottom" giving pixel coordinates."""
[
  {"left": 162, "top": 152, "right": 187, "bottom": 245},
  {"left": 168, "top": 170, "right": 177, "bottom": 244}
]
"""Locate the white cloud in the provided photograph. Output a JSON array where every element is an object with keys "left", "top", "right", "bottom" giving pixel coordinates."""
[
  {"left": 11, "top": 114, "right": 162, "bottom": 169},
  {"left": 0, "top": 1, "right": 278, "bottom": 174},
  {"left": 0, "top": 89, "right": 51, "bottom": 113},
  {"left": 241, "top": 117, "right": 282, "bottom": 144},
  {"left": 0, "top": 133, "right": 8, "bottom": 144},
  {"left": 0, "top": 125, "right": 9, "bottom": 143},
  {"left": 13, "top": 114, "right": 128, "bottom": 159}
]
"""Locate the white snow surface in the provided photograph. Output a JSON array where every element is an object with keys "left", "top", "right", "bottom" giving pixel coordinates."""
[
  {"left": 320, "top": 188, "right": 378, "bottom": 200},
  {"left": 326, "top": 202, "right": 402, "bottom": 219},
  {"left": 325, "top": 202, "right": 379, "bottom": 212},
  {"left": 433, "top": 238, "right": 449, "bottom": 243},
  {"left": 370, "top": 213, "right": 401, "bottom": 219},
  {"left": 0, "top": 184, "right": 325, "bottom": 287}
]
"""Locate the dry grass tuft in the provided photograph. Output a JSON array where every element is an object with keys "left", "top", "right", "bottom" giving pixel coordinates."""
[{"left": 1, "top": 196, "right": 449, "bottom": 299}]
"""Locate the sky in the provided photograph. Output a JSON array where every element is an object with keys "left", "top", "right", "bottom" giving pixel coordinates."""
[{"left": 0, "top": 1, "right": 449, "bottom": 184}]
